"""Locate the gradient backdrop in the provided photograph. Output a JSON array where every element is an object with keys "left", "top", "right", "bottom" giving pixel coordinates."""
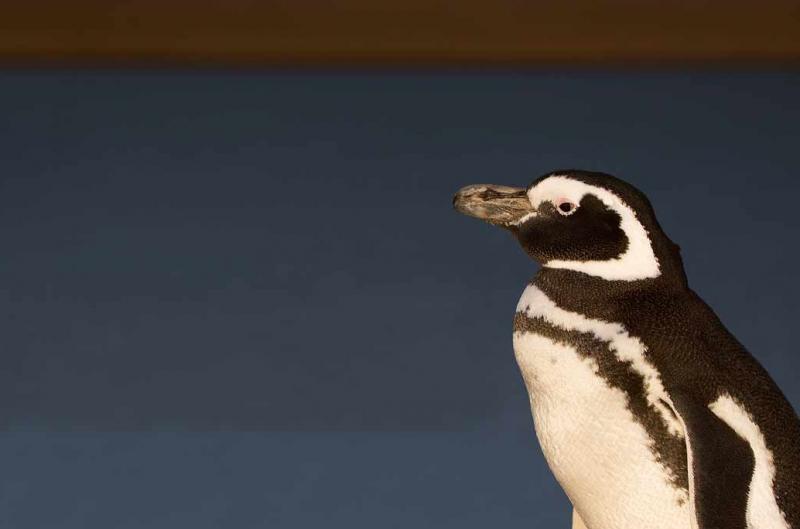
[{"left": 1, "top": 71, "right": 799, "bottom": 527}]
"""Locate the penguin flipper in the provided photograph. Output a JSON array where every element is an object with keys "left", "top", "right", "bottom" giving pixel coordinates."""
[{"left": 669, "top": 390, "right": 754, "bottom": 529}]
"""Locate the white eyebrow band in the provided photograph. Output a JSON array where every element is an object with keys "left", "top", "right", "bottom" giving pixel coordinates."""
[{"left": 528, "top": 176, "right": 661, "bottom": 281}]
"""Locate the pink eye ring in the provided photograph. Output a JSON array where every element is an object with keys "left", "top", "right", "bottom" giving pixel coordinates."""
[{"left": 556, "top": 199, "right": 578, "bottom": 216}]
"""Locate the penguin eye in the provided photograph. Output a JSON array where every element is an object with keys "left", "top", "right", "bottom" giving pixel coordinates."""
[{"left": 556, "top": 200, "right": 577, "bottom": 216}]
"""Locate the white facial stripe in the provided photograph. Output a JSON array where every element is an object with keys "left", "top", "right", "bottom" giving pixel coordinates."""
[
  {"left": 509, "top": 211, "right": 538, "bottom": 226},
  {"left": 709, "top": 395, "right": 790, "bottom": 529},
  {"left": 517, "top": 284, "right": 684, "bottom": 437},
  {"left": 528, "top": 175, "right": 661, "bottom": 281}
]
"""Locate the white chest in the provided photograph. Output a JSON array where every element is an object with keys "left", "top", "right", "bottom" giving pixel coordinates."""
[{"left": 513, "top": 285, "right": 691, "bottom": 529}]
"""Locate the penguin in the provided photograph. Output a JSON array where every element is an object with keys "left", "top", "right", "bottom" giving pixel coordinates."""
[{"left": 453, "top": 170, "right": 800, "bottom": 529}]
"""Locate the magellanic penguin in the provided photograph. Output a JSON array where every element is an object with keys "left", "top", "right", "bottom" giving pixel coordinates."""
[{"left": 453, "top": 170, "right": 800, "bottom": 529}]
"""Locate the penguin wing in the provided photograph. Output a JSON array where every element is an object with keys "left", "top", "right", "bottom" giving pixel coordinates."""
[{"left": 669, "top": 390, "right": 754, "bottom": 529}]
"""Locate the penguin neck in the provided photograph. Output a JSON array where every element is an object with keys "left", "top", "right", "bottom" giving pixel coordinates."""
[{"left": 531, "top": 257, "right": 689, "bottom": 317}]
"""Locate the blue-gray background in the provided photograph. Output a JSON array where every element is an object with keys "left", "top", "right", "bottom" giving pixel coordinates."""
[{"left": 1, "top": 71, "right": 798, "bottom": 528}]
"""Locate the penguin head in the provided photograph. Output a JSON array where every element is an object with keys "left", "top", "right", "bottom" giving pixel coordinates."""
[{"left": 453, "top": 170, "right": 682, "bottom": 282}]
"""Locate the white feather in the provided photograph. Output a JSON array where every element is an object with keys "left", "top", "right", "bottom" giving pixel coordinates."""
[
  {"left": 709, "top": 394, "right": 791, "bottom": 529},
  {"left": 513, "top": 330, "right": 691, "bottom": 529},
  {"left": 517, "top": 284, "right": 684, "bottom": 437}
]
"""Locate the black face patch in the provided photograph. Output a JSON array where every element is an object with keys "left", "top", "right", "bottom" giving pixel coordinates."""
[
  {"left": 513, "top": 312, "right": 690, "bottom": 496},
  {"left": 513, "top": 194, "right": 629, "bottom": 264}
]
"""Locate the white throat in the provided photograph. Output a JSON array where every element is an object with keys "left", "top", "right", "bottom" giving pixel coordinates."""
[{"left": 528, "top": 176, "right": 661, "bottom": 281}]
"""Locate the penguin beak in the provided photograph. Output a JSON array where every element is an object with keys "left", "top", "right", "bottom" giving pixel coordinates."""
[{"left": 453, "top": 184, "right": 533, "bottom": 227}]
